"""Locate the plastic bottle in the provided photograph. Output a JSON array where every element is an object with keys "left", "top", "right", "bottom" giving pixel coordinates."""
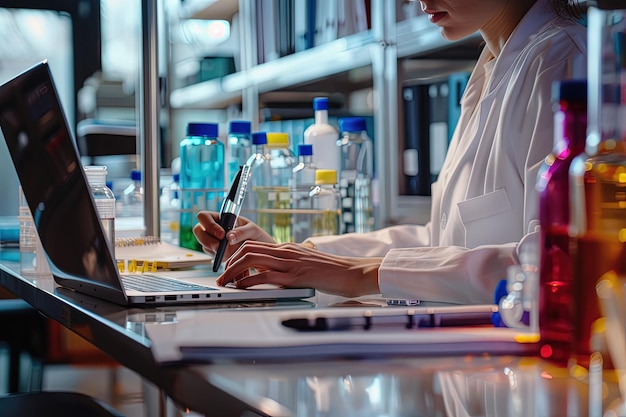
[
  {"left": 304, "top": 97, "right": 340, "bottom": 173},
  {"left": 309, "top": 169, "right": 341, "bottom": 237},
  {"left": 567, "top": 6, "right": 626, "bottom": 367},
  {"left": 179, "top": 122, "right": 225, "bottom": 250},
  {"left": 84, "top": 165, "right": 116, "bottom": 256},
  {"left": 121, "top": 169, "right": 143, "bottom": 218},
  {"left": 254, "top": 132, "right": 296, "bottom": 243},
  {"left": 535, "top": 80, "right": 587, "bottom": 363},
  {"left": 338, "top": 116, "right": 375, "bottom": 233},
  {"left": 291, "top": 144, "right": 317, "bottom": 242},
  {"left": 227, "top": 120, "right": 252, "bottom": 183},
  {"left": 160, "top": 173, "right": 180, "bottom": 245}
]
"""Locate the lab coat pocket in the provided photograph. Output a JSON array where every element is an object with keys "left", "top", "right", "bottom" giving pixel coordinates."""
[{"left": 457, "top": 188, "right": 513, "bottom": 248}]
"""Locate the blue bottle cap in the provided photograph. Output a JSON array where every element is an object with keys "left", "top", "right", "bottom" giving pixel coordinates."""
[
  {"left": 172, "top": 173, "right": 180, "bottom": 182},
  {"left": 313, "top": 97, "right": 328, "bottom": 111},
  {"left": 298, "top": 144, "right": 313, "bottom": 156},
  {"left": 130, "top": 169, "right": 141, "bottom": 181},
  {"left": 229, "top": 120, "right": 251, "bottom": 134},
  {"left": 187, "top": 122, "right": 218, "bottom": 137},
  {"left": 339, "top": 117, "right": 367, "bottom": 133},
  {"left": 251, "top": 131, "right": 267, "bottom": 145},
  {"left": 551, "top": 79, "right": 587, "bottom": 103}
]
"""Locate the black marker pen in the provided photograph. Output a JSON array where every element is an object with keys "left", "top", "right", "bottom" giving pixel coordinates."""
[{"left": 213, "top": 168, "right": 242, "bottom": 272}]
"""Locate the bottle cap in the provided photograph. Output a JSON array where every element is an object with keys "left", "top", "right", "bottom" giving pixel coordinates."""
[
  {"left": 229, "top": 120, "right": 251, "bottom": 135},
  {"left": 339, "top": 117, "right": 367, "bottom": 133},
  {"left": 313, "top": 97, "right": 328, "bottom": 111},
  {"left": 266, "top": 132, "right": 290, "bottom": 148},
  {"left": 130, "top": 169, "right": 141, "bottom": 181},
  {"left": 298, "top": 144, "right": 313, "bottom": 156},
  {"left": 173, "top": 173, "right": 180, "bottom": 182},
  {"left": 187, "top": 122, "right": 218, "bottom": 138},
  {"left": 315, "top": 169, "right": 337, "bottom": 185},
  {"left": 84, "top": 165, "right": 107, "bottom": 184},
  {"left": 551, "top": 79, "right": 587, "bottom": 103},
  {"left": 251, "top": 131, "right": 267, "bottom": 145}
]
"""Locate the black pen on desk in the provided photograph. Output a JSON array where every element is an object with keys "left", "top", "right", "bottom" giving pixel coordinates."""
[
  {"left": 213, "top": 168, "right": 243, "bottom": 272},
  {"left": 281, "top": 309, "right": 496, "bottom": 331}
]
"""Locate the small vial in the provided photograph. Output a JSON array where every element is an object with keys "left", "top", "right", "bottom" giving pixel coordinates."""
[{"left": 85, "top": 166, "right": 116, "bottom": 256}]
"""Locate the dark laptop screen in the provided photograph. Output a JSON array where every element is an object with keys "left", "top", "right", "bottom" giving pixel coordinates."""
[{"left": 0, "top": 62, "right": 125, "bottom": 301}]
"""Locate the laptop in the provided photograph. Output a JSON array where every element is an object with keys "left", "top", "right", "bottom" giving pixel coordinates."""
[{"left": 0, "top": 60, "right": 315, "bottom": 306}]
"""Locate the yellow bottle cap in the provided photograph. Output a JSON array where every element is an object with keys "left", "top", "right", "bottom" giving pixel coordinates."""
[
  {"left": 315, "top": 169, "right": 337, "bottom": 185},
  {"left": 265, "top": 132, "right": 290, "bottom": 148}
]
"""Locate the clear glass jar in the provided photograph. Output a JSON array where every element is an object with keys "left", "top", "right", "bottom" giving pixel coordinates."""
[
  {"left": 338, "top": 117, "right": 375, "bottom": 233},
  {"left": 227, "top": 120, "right": 252, "bottom": 183},
  {"left": 84, "top": 165, "right": 116, "bottom": 256},
  {"left": 309, "top": 169, "right": 341, "bottom": 238}
]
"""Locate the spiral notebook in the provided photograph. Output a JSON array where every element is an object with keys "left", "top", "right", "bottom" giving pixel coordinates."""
[{"left": 115, "top": 236, "right": 214, "bottom": 270}]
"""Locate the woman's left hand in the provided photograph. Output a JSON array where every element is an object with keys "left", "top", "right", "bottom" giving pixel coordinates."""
[{"left": 216, "top": 241, "right": 382, "bottom": 298}]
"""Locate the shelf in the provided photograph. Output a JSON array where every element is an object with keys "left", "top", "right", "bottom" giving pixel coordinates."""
[
  {"left": 177, "top": 0, "right": 238, "bottom": 21},
  {"left": 170, "top": 30, "right": 376, "bottom": 109},
  {"left": 170, "top": 15, "right": 483, "bottom": 109}
]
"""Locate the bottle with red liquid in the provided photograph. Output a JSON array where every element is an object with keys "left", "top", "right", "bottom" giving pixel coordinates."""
[
  {"left": 568, "top": 5, "right": 626, "bottom": 367},
  {"left": 536, "top": 80, "right": 587, "bottom": 363}
]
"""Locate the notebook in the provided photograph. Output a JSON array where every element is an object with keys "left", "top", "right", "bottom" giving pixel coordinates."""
[{"left": 0, "top": 60, "right": 315, "bottom": 306}]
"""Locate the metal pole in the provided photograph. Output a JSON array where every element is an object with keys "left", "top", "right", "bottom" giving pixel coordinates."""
[
  {"left": 140, "top": 0, "right": 161, "bottom": 237},
  {"left": 371, "top": 0, "right": 399, "bottom": 227}
]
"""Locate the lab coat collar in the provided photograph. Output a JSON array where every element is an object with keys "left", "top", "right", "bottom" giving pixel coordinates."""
[{"left": 481, "top": 0, "right": 555, "bottom": 94}]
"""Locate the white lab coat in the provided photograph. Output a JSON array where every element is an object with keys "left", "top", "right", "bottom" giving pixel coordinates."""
[{"left": 307, "top": 0, "right": 587, "bottom": 304}]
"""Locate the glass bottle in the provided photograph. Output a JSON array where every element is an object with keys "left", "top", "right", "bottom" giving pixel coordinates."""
[
  {"left": 121, "top": 169, "right": 143, "bottom": 218},
  {"left": 160, "top": 173, "right": 180, "bottom": 245},
  {"left": 338, "top": 116, "right": 375, "bottom": 233},
  {"left": 256, "top": 132, "right": 296, "bottom": 243},
  {"left": 84, "top": 165, "right": 116, "bottom": 256},
  {"left": 292, "top": 144, "right": 317, "bottom": 243},
  {"left": 304, "top": 97, "right": 340, "bottom": 173},
  {"left": 568, "top": 5, "right": 626, "bottom": 366},
  {"left": 179, "top": 122, "right": 225, "bottom": 250},
  {"left": 536, "top": 79, "right": 587, "bottom": 363},
  {"left": 227, "top": 120, "right": 252, "bottom": 183},
  {"left": 309, "top": 169, "right": 341, "bottom": 238}
]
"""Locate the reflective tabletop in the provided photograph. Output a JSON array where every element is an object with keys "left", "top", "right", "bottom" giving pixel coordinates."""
[{"left": 1, "top": 255, "right": 624, "bottom": 417}]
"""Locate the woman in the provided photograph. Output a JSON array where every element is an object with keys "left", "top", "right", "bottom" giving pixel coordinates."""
[{"left": 194, "top": 0, "right": 586, "bottom": 304}]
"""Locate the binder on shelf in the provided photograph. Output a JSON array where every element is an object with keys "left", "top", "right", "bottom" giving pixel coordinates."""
[
  {"left": 256, "top": 0, "right": 280, "bottom": 64},
  {"left": 402, "top": 83, "right": 433, "bottom": 196},
  {"left": 447, "top": 71, "right": 471, "bottom": 141},
  {"left": 278, "top": 0, "right": 295, "bottom": 57},
  {"left": 401, "top": 73, "right": 470, "bottom": 196}
]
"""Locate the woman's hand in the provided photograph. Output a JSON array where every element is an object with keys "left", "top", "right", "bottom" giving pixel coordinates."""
[
  {"left": 216, "top": 241, "right": 382, "bottom": 298},
  {"left": 193, "top": 211, "right": 274, "bottom": 260}
]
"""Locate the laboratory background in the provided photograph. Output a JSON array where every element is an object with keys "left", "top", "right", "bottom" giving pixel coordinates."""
[{"left": 3, "top": 1, "right": 625, "bottom": 417}]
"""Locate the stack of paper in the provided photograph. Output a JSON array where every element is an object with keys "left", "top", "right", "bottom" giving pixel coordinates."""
[{"left": 145, "top": 305, "right": 539, "bottom": 363}]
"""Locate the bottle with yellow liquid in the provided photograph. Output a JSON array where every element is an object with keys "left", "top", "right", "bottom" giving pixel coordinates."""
[
  {"left": 568, "top": 5, "right": 626, "bottom": 367},
  {"left": 309, "top": 169, "right": 341, "bottom": 238},
  {"left": 253, "top": 132, "right": 296, "bottom": 243}
]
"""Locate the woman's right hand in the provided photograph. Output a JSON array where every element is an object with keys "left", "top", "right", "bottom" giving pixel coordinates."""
[{"left": 193, "top": 211, "right": 274, "bottom": 260}]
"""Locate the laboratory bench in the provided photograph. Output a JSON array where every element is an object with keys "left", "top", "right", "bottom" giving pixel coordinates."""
[{"left": 0, "top": 255, "right": 625, "bottom": 417}]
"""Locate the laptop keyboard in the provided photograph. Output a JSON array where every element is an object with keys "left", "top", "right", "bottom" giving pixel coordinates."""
[{"left": 121, "top": 274, "right": 214, "bottom": 293}]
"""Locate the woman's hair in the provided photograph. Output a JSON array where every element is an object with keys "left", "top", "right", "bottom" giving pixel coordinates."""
[{"left": 550, "top": 0, "right": 584, "bottom": 20}]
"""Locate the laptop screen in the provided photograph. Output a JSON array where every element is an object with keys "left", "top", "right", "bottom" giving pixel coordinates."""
[{"left": 0, "top": 61, "right": 125, "bottom": 301}]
